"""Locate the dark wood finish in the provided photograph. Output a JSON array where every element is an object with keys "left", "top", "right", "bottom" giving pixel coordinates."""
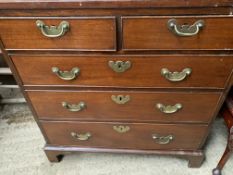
[
  {"left": 28, "top": 90, "right": 221, "bottom": 123},
  {"left": 0, "top": 8, "right": 232, "bottom": 17},
  {"left": 41, "top": 121, "right": 208, "bottom": 150},
  {"left": 213, "top": 105, "right": 233, "bottom": 175},
  {"left": 44, "top": 149, "right": 64, "bottom": 162},
  {"left": 122, "top": 16, "right": 233, "bottom": 51},
  {"left": 0, "top": 0, "right": 232, "bottom": 9},
  {"left": 187, "top": 154, "right": 205, "bottom": 168},
  {"left": 0, "top": 18, "right": 116, "bottom": 51},
  {"left": 0, "top": 0, "right": 232, "bottom": 168},
  {"left": 44, "top": 144, "right": 204, "bottom": 155},
  {"left": 44, "top": 145, "right": 205, "bottom": 167},
  {"left": 11, "top": 55, "right": 233, "bottom": 89},
  {"left": 0, "top": 52, "right": 8, "bottom": 67}
]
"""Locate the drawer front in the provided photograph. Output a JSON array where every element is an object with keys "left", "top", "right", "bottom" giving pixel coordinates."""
[
  {"left": 0, "top": 18, "right": 116, "bottom": 51},
  {"left": 12, "top": 55, "right": 233, "bottom": 88},
  {"left": 28, "top": 91, "right": 221, "bottom": 123},
  {"left": 122, "top": 16, "right": 233, "bottom": 50},
  {"left": 41, "top": 121, "right": 208, "bottom": 150}
]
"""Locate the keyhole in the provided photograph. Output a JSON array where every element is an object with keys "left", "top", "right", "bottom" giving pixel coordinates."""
[
  {"left": 119, "top": 96, "right": 122, "bottom": 101},
  {"left": 119, "top": 126, "right": 123, "bottom": 131},
  {"left": 118, "top": 64, "right": 122, "bottom": 69}
]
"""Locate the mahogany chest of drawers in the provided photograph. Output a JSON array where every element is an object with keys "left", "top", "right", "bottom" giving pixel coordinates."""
[{"left": 0, "top": 0, "right": 233, "bottom": 168}]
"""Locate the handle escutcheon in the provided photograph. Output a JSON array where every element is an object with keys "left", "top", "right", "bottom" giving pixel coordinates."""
[
  {"left": 62, "top": 101, "right": 86, "bottom": 112},
  {"left": 113, "top": 125, "right": 130, "bottom": 133},
  {"left": 52, "top": 67, "right": 80, "bottom": 81},
  {"left": 156, "top": 103, "right": 182, "bottom": 114},
  {"left": 108, "top": 61, "right": 131, "bottom": 73},
  {"left": 71, "top": 132, "right": 91, "bottom": 141},
  {"left": 36, "top": 20, "right": 70, "bottom": 38},
  {"left": 111, "top": 95, "right": 130, "bottom": 104},
  {"left": 152, "top": 134, "right": 174, "bottom": 144},
  {"left": 167, "top": 19, "right": 204, "bottom": 37},
  {"left": 161, "top": 68, "right": 192, "bottom": 82}
]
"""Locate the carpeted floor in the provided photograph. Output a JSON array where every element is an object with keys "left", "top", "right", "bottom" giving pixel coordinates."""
[{"left": 0, "top": 103, "right": 232, "bottom": 175}]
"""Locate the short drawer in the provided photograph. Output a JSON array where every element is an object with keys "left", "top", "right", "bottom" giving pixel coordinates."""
[
  {"left": 41, "top": 121, "right": 208, "bottom": 150},
  {"left": 12, "top": 55, "right": 233, "bottom": 89},
  {"left": 0, "top": 17, "right": 116, "bottom": 51},
  {"left": 122, "top": 16, "right": 233, "bottom": 50},
  {"left": 28, "top": 90, "right": 221, "bottom": 123}
]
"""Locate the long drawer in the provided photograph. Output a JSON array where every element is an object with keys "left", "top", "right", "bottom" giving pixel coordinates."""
[
  {"left": 122, "top": 16, "right": 233, "bottom": 50},
  {"left": 28, "top": 90, "right": 221, "bottom": 123},
  {"left": 0, "top": 18, "right": 116, "bottom": 51},
  {"left": 12, "top": 55, "right": 233, "bottom": 89},
  {"left": 41, "top": 121, "right": 208, "bottom": 150}
]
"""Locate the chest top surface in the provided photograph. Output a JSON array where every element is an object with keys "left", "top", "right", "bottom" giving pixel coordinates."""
[{"left": 0, "top": 0, "right": 232, "bottom": 9}]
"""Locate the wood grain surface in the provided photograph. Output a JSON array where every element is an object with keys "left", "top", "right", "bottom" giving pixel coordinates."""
[
  {"left": 11, "top": 55, "right": 233, "bottom": 89},
  {"left": 41, "top": 120, "right": 208, "bottom": 150},
  {"left": 1, "top": 1, "right": 232, "bottom": 165},
  {"left": 28, "top": 90, "right": 221, "bottom": 123},
  {"left": 0, "top": 18, "right": 116, "bottom": 51},
  {"left": 0, "top": 0, "right": 232, "bottom": 9},
  {"left": 122, "top": 16, "right": 233, "bottom": 50}
]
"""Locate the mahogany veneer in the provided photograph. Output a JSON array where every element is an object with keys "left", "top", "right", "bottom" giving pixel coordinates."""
[
  {"left": 122, "top": 16, "right": 233, "bottom": 50},
  {"left": 0, "top": 0, "right": 233, "bottom": 169},
  {"left": 0, "top": 18, "right": 116, "bottom": 51},
  {"left": 12, "top": 55, "right": 233, "bottom": 88},
  {"left": 41, "top": 121, "right": 208, "bottom": 150},
  {"left": 28, "top": 90, "right": 221, "bottom": 123}
]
